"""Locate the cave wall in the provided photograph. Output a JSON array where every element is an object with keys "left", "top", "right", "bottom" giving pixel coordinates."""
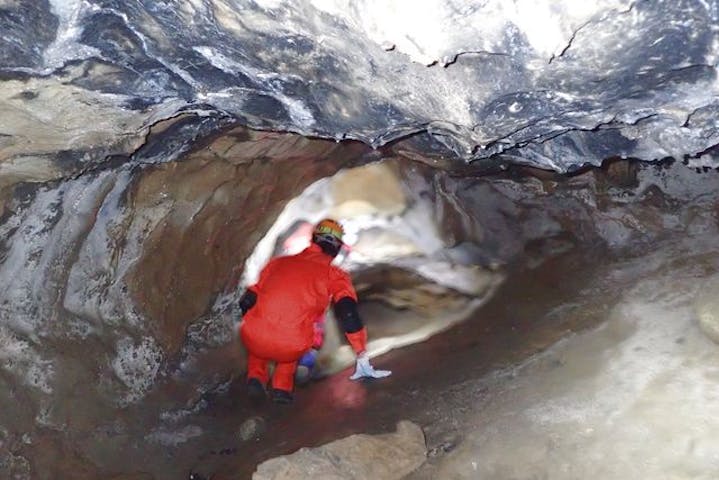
[
  {"left": 0, "top": 126, "right": 368, "bottom": 413},
  {"left": 2, "top": 117, "right": 718, "bottom": 415},
  {"left": 121, "top": 129, "right": 367, "bottom": 354},
  {"left": 405, "top": 159, "right": 719, "bottom": 267},
  {"left": 2, "top": 121, "right": 719, "bottom": 477}
]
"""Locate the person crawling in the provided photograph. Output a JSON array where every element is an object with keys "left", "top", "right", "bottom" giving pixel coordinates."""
[{"left": 238, "top": 219, "right": 391, "bottom": 404}]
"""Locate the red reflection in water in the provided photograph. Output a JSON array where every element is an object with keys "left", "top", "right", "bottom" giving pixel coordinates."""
[{"left": 324, "top": 376, "right": 368, "bottom": 410}]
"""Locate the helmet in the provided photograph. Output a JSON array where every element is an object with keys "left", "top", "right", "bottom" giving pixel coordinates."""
[
  {"left": 313, "top": 218, "right": 344, "bottom": 241},
  {"left": 312, "top": 218, "right": 344, "bottom": 257}
]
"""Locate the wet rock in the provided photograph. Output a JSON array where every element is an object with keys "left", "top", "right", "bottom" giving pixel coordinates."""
[
  {"left": 238, "top": 416, "right": 266, "bottom": 442},
  {"left": 0, "top": 127, "right": 371, "bottom": 476},
  {"left": 253, "top": 421, "right": 426, "bottom": 480},
  {"left": 119, "top": 128, "right": 366, "bottom": 354},
  {"left": 694, "top": 275, "right": 719, "bottom": 344}
]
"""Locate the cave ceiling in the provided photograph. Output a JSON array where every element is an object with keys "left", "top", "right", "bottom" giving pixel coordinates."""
[{"left": 1, "top": 0, "right": 718, "bottom": 184}]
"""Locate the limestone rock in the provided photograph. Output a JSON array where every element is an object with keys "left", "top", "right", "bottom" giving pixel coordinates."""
[{"left": 253, "top": 421, "right": 426, "bottom": 480}]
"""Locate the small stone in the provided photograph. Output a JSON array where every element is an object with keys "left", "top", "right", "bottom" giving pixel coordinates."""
[
  {"left": 239, "top": 416, "right": 266, "bottom": 442},
  {"left": 427, "top": 441, "right": 456, "bottom": 458}
]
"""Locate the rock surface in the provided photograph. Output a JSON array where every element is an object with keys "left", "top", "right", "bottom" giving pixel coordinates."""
[
  {"left": 417, "top": 240, "right": 719, "bottom": 480},
  {"left": 253, "top": 421, "right": 426, "bottom": 480},
  {"left": 1, "top": 126, "right": 718, "bottom": 477},
  {"left": 694, "top": 274, "right": 719, "bottom": 344},
  {"left": 238, "top": 416, "right": 266, "bottom": 442},
  {"left": 2, "top": 1, "right": 719, "bottom": 478},
  {"left": 2, "top": 0, "right": 719, "bottom": 181}
]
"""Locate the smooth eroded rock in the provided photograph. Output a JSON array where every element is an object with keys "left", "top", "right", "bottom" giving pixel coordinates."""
[
  {"left": 253, "top": 421, "right": 426, "bottom": 480},
  {"left": 329, "top": 161, "right": 407, "bottom": 218}
]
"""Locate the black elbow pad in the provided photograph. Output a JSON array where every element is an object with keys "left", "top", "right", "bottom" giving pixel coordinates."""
[
  {"left": 334, "top": 296, "right": 363, "bottom": 333},
  {"left": 239, "top": 290, "right": 257, "bottom": 314}
]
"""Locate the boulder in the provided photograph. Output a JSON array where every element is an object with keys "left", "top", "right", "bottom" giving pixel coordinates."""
[{"left": 253, "top": 421, "right": 426, "bottom": 480}]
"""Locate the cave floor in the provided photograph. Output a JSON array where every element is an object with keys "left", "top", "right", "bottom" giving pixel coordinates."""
[
  {"left": 188, "top": 244, "right": 630, "bottom": 479},
  {"left": 75, "top": 235, "right": 719, "bottom": 480}
]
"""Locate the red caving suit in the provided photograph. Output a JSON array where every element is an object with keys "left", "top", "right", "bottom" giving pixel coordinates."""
[{"left": 240, "top": 243, "right": 366, "bottom": 391}]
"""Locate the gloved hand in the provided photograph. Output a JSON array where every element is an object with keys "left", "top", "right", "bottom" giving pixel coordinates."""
[{"left": 349, "top": 352, "right": 392, "bottom": 380}]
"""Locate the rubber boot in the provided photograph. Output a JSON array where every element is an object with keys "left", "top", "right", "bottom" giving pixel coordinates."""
[
  {"left": 271, "top": 389, "right": 294, "bottom": 404},
  {"left": 247, "top": 378, "right": 267, "bottom": 405}
]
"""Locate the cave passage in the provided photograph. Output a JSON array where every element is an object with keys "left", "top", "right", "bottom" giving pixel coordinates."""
[
  {"left": 3, "top": 1, "right": 719, "bottom": 479},
  {"left": 4, "top": 134, "right": 719, "bottom": 479}
]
